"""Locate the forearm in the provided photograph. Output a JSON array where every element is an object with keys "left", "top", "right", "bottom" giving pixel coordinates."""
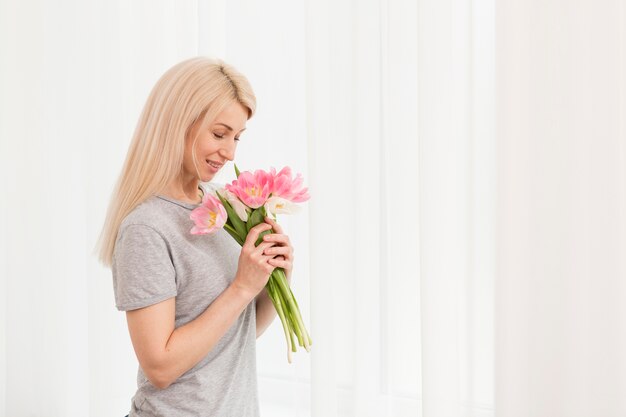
[
  {"left": 255, "top": 272, "right": 291, "bottom": 338},
  {"left": 157, "top": 283, "right": 254, "bottom": 388},
  {"left": 255, "top": 287, "right": 277, "bottom": 338}
]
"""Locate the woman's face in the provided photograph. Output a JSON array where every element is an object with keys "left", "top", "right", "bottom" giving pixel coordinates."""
[{"left": 184, "top": 101, "right": 249, "bottom": 182}]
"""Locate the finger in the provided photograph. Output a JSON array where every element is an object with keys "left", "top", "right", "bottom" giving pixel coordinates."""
[
  {"left": 262, "top": 232, "right": 291, "bottom": 247},
  {"left": 262, "top": 246, "right": 292, "bottom": 259},
  {"left": 243, "top": 223, "right": 273, "bottom": 249},
  {"left": 255, "top": 241, "right": 278, "bottom": 256},
  {"left": 268, "top": 257, "right": 291, "bottom": 269},
  {"left": 263, "top": 216, "right": 284, "bottom": 234}
]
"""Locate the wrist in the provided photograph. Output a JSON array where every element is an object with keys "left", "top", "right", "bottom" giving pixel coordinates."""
[{"left": 230, "top": 277, "right": 259, "bottom": 303}]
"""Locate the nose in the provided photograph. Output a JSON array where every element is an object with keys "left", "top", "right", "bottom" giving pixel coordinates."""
[{"left": 219, "top": 140, "right": 236, "bottom": 162}]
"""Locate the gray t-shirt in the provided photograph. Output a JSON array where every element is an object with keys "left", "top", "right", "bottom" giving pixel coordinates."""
[{"left": 111, "top": 182, "right": 259, "bottom": 417}]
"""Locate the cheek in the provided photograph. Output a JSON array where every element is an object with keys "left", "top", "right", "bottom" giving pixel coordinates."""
[
  {"left": 188, "top": 137, "right": 210, "bottom": 159},
  {"left": 202, "top": 143, "right": 223, "bottom": 158}
]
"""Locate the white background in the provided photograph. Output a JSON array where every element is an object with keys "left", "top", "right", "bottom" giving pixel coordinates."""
[{"left": 1, "top": 1, "right": 625, "bottom": 416}]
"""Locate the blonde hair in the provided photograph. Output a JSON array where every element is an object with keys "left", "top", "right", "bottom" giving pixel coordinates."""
[{"left": 95, "top": 57, "right": 256, "bottom": 267}]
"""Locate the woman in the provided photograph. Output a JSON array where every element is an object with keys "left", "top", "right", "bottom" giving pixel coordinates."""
[{"left": 95, "top": 57, "right": 294, "bottom": 417}]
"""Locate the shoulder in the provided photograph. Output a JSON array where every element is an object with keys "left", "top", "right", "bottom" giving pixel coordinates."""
[
  {"left": 118, "top": 197, "right": 171, "bottom": 237},
  {"left": 114, "top": 200, "right": 172, "bottom": 261}
]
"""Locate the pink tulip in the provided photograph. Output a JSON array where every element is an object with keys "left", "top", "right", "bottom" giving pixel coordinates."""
[
  {"left": 225, "top": 169, "right": 273, "bottom": 209},
  {"left": 269, "top": 166, "right": 310, "bottom": 203},
  {"left": 189, "top": 193, "right": 227, "bottom": 234}
]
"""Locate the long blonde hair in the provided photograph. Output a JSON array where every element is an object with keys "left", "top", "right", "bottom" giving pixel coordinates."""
[{"left": 95, "top": 57, "right": 256, "bottom": 267}]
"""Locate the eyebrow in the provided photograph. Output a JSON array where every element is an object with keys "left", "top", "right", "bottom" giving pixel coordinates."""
[{"left": 215, "top": 123, "right": 246, "bottom": 133}]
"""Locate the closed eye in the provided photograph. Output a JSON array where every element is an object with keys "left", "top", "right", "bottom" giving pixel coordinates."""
[{"left": 214, "top": 133, "right": 240, "bottom": 141}]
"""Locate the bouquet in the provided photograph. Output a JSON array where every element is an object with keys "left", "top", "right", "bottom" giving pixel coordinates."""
[{"left": 189, "top": 164, "right": 312, "bottom": 363}]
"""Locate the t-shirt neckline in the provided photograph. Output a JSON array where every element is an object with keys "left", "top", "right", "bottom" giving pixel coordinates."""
[{"left": 155, "top": 183, "right": 210, "bottom": 210}]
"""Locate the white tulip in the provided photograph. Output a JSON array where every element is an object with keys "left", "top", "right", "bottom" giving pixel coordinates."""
[
  {"left": 264, "top": 196, "right": 301, "bottom": 216},
  {"left": 217, "top": 187, "right": 249, "bottom": 222}
]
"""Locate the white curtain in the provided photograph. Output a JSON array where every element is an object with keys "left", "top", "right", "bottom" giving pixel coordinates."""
[
  {"left": 304, "top": 0, "right": 422, "bottom": 415},
  {"left": 0, "top": 1, "right": 199, "bottom": 416},
  {"left": 1, "top": 1, "right": 625, "bottom": 417},
  {"left": 495, "top": 1, "right": 626, "bottom": 416}
]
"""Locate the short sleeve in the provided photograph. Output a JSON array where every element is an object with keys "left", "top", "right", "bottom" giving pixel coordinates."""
[{"left": 112, "top": 223, "right": 177, "bottom": 311}]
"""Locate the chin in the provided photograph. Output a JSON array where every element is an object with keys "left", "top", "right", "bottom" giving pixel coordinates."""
[{"left": 202, "top": 172, "right": 217, "bottom": 182}]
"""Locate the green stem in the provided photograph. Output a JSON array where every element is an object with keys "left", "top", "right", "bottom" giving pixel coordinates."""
[
  {"left": 288, "top": 285, "right": 312, "bottom": 347},
  {"left": 283, "top": 302, "right": 297, "bottom": 352},
  {"left": 272, "top": 268, "right": 311, "bottom": 350},
  {"left": 266, "top": 278, "right": 293, "bottom": 363},
  {"left": 283, "top": 292, "right": 304, "bottom": 347},
  {"left": 270, "top": 272, "right": 304, "bottom": 346}
]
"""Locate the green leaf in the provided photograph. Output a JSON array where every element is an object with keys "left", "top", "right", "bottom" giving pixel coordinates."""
[
  {"left": 246, "top": 208, "right": 265, "bottom": 232},
  {"left": 247, "top": 207, "right": 273, "bottom": 246},
  {"left": 234, "top": 163, "right": 241, "bottom": 178},
  {"left": 215, "top": 191, "right": 247, "bottom": 239},
  {"left": 223, "top": 223, "right": 244, "bottom": 246}
]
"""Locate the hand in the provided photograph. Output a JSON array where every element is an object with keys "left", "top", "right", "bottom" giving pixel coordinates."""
[
  {"left": 232, "top": 222, "right": 278, "bottom": 299},
  {"left": 261, "top": 216, "right": 294, "bottom": 283}
]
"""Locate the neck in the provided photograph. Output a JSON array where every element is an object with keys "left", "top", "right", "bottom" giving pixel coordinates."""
[{"left": 162, "top": 178, "right": 203, "bottom": 204}]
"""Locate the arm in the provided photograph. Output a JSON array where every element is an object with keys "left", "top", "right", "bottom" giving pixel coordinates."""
[
  {"left": 126, "top": 282, "right": 255, "bottom": 390},
  {"left": 124, "top": 221, "right": 276, "bottom": 390}
]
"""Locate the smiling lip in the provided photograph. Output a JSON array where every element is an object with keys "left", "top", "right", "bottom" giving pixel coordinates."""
[{"left": 206, "top": 160, "right": 223, "bottom": 172}]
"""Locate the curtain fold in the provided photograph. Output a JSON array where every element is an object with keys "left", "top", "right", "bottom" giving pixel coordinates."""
[
  {"left": 417, "top": 0, "right": 497, "bottom": 415},
  {"left": 305, "top": 0, "right": 421, "bottom": 416},
  {"left": 304, "top": 0, "right": 338, "bottom": 415}
]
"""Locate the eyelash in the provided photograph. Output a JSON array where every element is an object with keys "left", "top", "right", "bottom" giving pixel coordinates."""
[{"left": 213, "top": 133, "right": 240, "bottom": 141}]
